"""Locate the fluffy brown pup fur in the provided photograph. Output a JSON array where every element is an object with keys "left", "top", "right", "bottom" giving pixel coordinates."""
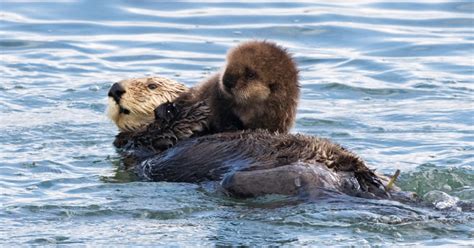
[{"left": 171, "top": 40, "right": 299, "bottom": 134}]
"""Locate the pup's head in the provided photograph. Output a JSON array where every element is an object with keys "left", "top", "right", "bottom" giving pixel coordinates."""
[
  {"left": 107, "top": 77, "right": 188, "bottom": 132},
  {"left": 220, "top": 40, "right": 299, "bottom": 105}
]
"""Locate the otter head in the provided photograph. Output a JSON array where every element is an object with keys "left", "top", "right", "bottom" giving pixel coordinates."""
[
  {"left": 107, "top": 77, "right": 188, "bottom": 132},
  {"left": 220, "top": 40, "right": 299, "bottom": 105}
]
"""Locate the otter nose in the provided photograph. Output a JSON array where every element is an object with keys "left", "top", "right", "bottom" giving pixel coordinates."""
[
  {"left": 108, "top": 83, "right": 125, "bottom": 103},
  {"left": 222, "top": 74, "right": 236, "bottom": 90}
]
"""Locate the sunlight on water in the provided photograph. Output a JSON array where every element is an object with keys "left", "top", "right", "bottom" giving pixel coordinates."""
[{"left": 0, "top": 0, "right": 473, "bottom": 245}]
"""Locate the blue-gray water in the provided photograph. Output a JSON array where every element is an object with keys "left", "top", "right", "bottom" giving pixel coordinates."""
[{"left": 1, "top": 0, "right": 473, "bottom": 246}]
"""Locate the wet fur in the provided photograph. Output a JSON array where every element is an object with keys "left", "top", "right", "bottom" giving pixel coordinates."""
[
  {"left": 135, "top": 130, "right": 413, "bottom": 200},
  {"left": 107, "top": 42, "right": 415, "bottom": 201}
]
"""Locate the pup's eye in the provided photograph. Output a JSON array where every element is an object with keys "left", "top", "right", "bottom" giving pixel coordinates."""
[
  {"left": 148, "top": 84, "right": 158, "bottom": 90},
  {"left": 245, "top": 67, "right": 257, "bottom": 80}
]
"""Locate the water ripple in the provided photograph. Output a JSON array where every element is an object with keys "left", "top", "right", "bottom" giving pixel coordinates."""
[{"left": 0, "top": 0, "right": 473, "bottom": 246}]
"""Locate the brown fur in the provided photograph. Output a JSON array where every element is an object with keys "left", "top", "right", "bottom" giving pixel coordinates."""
[
  {"left": 136, "top": 129, "right": 416, "bottom": 201},
  {"left": 105, "top": 46, "right": 416, "bottom": 201},
  {"left": 172, "top": 40, "right": 299, "bottom": 134}
]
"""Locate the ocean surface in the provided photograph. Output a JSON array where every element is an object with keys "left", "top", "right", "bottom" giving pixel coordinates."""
[{"left": 1, "top": 0, "right": 473, "bottom": 246}]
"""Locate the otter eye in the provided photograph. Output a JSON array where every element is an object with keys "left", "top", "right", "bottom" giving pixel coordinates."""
[
  {"left": 148, "top": 84, "right": 158, "bottom": 90},
  {"left": 245, "top": 67, "right": 257, "bottom": 80}
]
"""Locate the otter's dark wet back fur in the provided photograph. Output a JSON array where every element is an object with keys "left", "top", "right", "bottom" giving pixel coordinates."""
[{"left": 135, "top": 130, "right": 394, "bottom": 199}]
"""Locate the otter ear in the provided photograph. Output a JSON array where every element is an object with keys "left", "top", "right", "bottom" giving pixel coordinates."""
[{"left": 154, "top": 102, "right": 178, "bottom": 122}]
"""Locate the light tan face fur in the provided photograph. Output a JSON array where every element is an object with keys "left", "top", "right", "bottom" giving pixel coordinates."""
[
  {"left": 107, "top": 77, "right": 188, "bottom": 132},
  {"left": 219, "top": 69, "right": 271, "bottom": 105}
]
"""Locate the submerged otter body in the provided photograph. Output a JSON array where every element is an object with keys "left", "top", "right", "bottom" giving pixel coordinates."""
[{"left": 136, "top": 130, "right": 414, "bottom": 201}]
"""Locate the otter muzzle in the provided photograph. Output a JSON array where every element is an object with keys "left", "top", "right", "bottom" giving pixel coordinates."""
[{"left": 108, "top": 82, "right": 126, "bottom": 104}]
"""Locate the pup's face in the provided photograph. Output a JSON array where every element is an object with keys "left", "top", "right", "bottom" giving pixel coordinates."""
[
  {"left": 107, "top": 77, "right": 187, "bottom": 132},
  {"left": 220, "top": 47, "right": 271, "bottom": 105},
  {"left": 219, "top": 41, "right": 295, "bottom": 105}
]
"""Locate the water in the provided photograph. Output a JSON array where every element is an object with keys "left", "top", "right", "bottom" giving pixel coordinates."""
[{"left": 1, "top": 0, "right": 473, "bottom": 245}]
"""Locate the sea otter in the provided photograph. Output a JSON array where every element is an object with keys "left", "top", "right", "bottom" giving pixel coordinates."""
[
  {"left": 136, "top": 130, "right": 406, "bottom": 200},
  {"left": 106, "top": 41, "right": 414, "bottom": 201},
  {"left": 172, "top": 40, "right": 299, "bottom": 134},
  {"left": 109, "top": 41, "right": 299, "bottom": 152},
  {"left": 106, "top": 78, "right": 415, "bottom": 202}
]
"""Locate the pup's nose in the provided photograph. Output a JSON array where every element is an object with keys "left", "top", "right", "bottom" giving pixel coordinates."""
[
  {"left": 108, "top": 83, "right": 125, "bottom": 103},
  {"left": 222, "top": 73, "right": 236, "bottom": 90}
]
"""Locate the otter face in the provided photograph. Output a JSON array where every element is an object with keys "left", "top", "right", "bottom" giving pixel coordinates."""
[
  {"left": 107, "top": 77, "right": 188, "bottom": 132},
  {"left": 220, "top": 62, "right": 271, "bottom": 104},
  {"left": 219, "top": 41, "right": 297, "bottom": 105}
]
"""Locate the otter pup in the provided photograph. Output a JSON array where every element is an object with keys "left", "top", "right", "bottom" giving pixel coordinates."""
[{"left": 172, "top": 40, "right": 299, "bottom": 134}]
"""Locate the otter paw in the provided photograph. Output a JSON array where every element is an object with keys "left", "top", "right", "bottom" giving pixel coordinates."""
[{"left": 154, "top": 102, "right": 178, "bottom": 123}]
